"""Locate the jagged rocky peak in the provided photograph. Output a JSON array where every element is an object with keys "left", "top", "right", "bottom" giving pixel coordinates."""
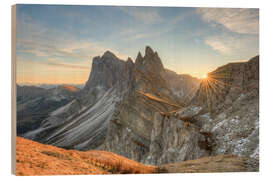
[
  {"left": 135, "top": 46, "right": 164, "bottom": 73},
  {"left": 91, "top": 56, "right": 101, "bottom": 66},
  {"left": 102, "top": 50, "right": 119, "bottom": 60},
  {"left": 145, "top": 46, "right": 164, "bottom": 70},
  {"left": 126, "top": 57, "right": 135, "bottom": 71},
  {"left": 135, "top": 51, "right": 143, "bottom": 66},
  {"left": 85, "top": 46, "right": 167, "bottom": 92},
  {"left": 126, "top": 57, "right": 133, "bottom": 64},
  {"left": 84, "top": 50, "right": 135, "bottom": 92},
  {"left": 145, "top": 46, "right": 154, "bottom": 56}
]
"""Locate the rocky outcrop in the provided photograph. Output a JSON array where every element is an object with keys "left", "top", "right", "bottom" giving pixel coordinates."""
[
  {"left": 84, "top": 51, "right": 135, "bottom": 94},
  {"left": 158, "top": 154, "right": 259, "bottom": 173},
  {"left": 144, "top": 113, "right": 210, "bottom": 165},
  {"left": 134, "top": 47, "right": 178, "bottom": 104}
]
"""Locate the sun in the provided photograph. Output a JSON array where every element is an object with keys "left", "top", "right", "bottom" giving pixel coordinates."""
[{"left": 202, "top": 74, "right": 207, "bottom": 79}]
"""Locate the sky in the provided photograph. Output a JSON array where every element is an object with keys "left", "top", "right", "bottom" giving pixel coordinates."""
[{"left": 16, "top": 5, "right": 259, "bottom": 85}]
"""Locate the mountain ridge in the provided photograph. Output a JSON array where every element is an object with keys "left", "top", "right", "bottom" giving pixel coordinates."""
[{"left": 19, "top": 46, "right": 259, "bottom": 167}]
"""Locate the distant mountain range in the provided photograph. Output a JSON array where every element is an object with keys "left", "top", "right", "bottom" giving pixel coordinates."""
[
  {"left": 17, "top": 84, "right": 80, "bottom": 135},
  {"left": 17, "top": 46, "right": 259, "bottom": 168},
  {"left": 17, "top": 83, "right": 85, "bottom": 89}
]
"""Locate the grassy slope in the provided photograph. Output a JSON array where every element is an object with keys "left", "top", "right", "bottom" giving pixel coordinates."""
[
  {"left": 16, "top": 137, "right": 156, "bottom": 175},
  {"left": 16, "top": 137, "right": 258, "bottom": 175}
]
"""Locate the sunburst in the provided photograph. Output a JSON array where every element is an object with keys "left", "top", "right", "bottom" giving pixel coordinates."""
[{"left": 202, "top": 74, "right": 207, "bottom": 79}]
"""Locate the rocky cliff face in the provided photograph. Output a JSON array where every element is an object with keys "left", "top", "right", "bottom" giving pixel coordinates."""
[
  {"left": 139, "top": 56, "right": 259, "bottom": 164},
  {"left": 175, "top": 56, "right": 259, "bottom": 159},
  {"left": 101, "top": 47, "right": 209, "bottom": 164},
  {"left": 164, "top": 70, "right": 201, "bottom": 103},
  {"left": 84, "top": 51, "right": 135, "bottom": 94},
  {"left": 191, "top": 56, "right": 259, "bottom": 113}
]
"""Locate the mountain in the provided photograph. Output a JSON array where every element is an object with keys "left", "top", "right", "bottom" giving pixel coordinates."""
[
  {"left": 23, "top": 46, "right": 196, "bottom": 153},
  {"left": 150, "top": 56, "right": 259, "bottom": 164},
  {"left": 164, "top": 70, "right": 201, "bottom": 103},
  {"left": 17, "top": 83, "right": 85, "bottom": 89},
  {"left": 17, "top": 84, "right": 79, "bottom": 135},
  {"left": 102, "top": 47, "right": 204, "bottom": 163},
  {"left": 21, "top": 46, "right": 259, "bottom": 167},
  {"left": 57, "top": 84, "right": 80, "bottom": 92},
  {"left": 23, "top": 50, "right": 136, "bottom": 150},
  {"left": 190, "top": 56, "right": 259, "bottom": 158}
]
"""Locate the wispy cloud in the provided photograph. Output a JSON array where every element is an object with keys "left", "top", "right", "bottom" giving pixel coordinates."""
[
  {"left": 204, "top": 35, "right": 258, "bottom": 55},
  {"left": 17, "top": 13, "right": 129, "bottom": 61},
  {"left": 196, "top": 8, "right": 259, "bottom": 34},
  {"left": 205, "top": 38, "right": 232, "bottom": 54},
  {"left": 118, "top": 26, "right": 174, "bottom": 43},
  {"left": 17, "top": 57, "right": 90, "bottom": 70},
  {"left": 45, "top": 61, "right": 90, "bottom": 70},
  {"left": 119, "top": 7, "right": 162, "bottom": 24}
]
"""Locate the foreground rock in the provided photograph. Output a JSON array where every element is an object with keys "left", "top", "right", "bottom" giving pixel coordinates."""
[{"left": 158, "top": 154, "right": 258, "bottom": 173}]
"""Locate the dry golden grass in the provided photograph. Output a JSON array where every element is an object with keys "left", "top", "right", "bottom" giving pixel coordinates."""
[{"left": 16, "top": 137, "right": 156, "bottom": 176}]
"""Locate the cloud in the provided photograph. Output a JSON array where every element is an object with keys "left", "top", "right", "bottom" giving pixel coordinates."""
[
  {"left": 16, "top": 13, "right": 129, "bottom": 62},
  {"left": 119, "top": 27, "right": 174, "bottom": 42},
  {"left": 17, "top": 56, "right": 90, "bottom": 70},
  {"left": 204, "top": 35, "right": 258, "bottom": 55},
  {"left": 196, "top": 8, "right": 259, "bottom": 34},
  {"left": 45, "top": 61, "right": 90, "bottom": 70},
  {"left": 205, "top": 38, "right": 232, "bottom": 54},
  {"left": 119, "top": 7, "right": 162, "bottom": 24}
]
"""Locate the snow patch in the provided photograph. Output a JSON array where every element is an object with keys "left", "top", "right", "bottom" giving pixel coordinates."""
[
  {"left": 126, "top": 127, "right": 132, "bottom": 132},
  {"left": 250, "top": 146, "right": 259, "bottom": 159}
]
